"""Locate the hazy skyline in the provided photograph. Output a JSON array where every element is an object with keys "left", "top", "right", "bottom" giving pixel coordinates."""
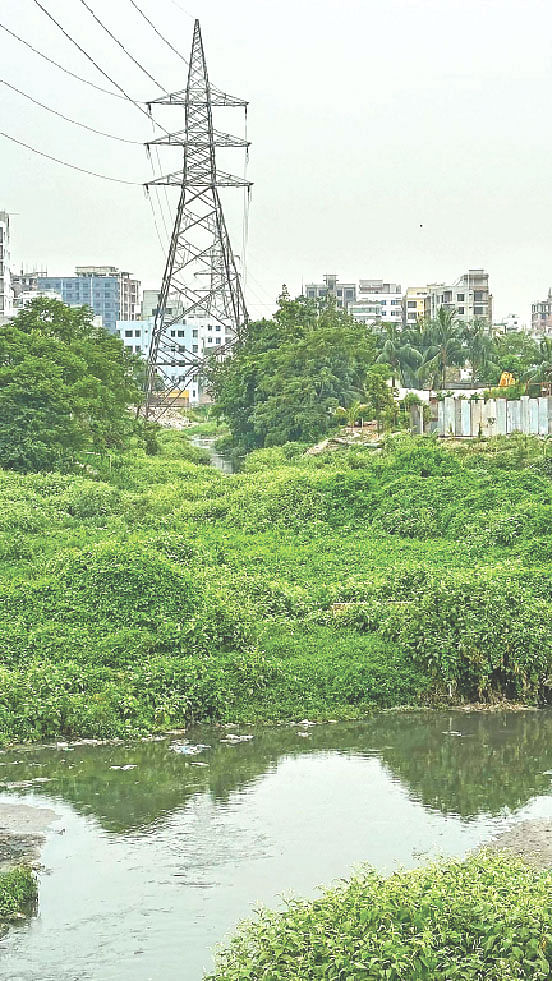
[{"left": 2, "top": 0, "right": 551, "bottom": 323}]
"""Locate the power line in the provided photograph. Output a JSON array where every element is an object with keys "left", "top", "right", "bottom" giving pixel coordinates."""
[
  {"left": 0, "top": 130, "right": 141, "bottom": 184},
  {"left": 0, "top": 78, "right": 143, "bottom": 144},
  {"left": 29, "top": 0, "right": 168, "bottom": 133},
  {"left": 127, "top": 0, "right": 188, "bottom": 66},
  {"left": 0, "top": 19, "right": 127, "bottom": 99},
  {"left": 75, "top": 0, "right": 168, "bottom": 92}
]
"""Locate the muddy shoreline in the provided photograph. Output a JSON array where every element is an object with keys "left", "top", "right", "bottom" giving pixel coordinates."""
[{"left": 484, "top": 819, "right": 552, "bottom": 869}]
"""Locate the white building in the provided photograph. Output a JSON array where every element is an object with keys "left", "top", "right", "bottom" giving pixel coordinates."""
[
  {"left": 304, "top": 274, "right": 357, "bottom": 311},
  {"left": 425, "top": 269, "right": 492, "bottom": 325},
  {"left": 493, "top": 313, "right": 526, "bottom": 335},
  {"left": 116, "top": 316, "right": 234, "bottom": 403},
  {"left": 350, "top": 280, "right": 402, "bottom": 326},
  {"left": 0, "top": 212, "right": 13, "bottom": 322}
]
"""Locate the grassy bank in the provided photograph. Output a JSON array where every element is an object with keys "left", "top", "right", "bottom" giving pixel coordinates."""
[
  {"left": 0, "top": 432, "right": 551, "bottom": 742},
  {"left": 207, "top": 853, "right": 552, "bottom": 980},
  {"left": 0, "top": 866, "right": 36, "bottom": 923}
]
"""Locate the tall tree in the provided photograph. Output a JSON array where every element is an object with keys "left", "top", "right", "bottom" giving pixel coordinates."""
[
  {"left": 376, "top": 323, "right": 422, "bottom": 387},
  {"left": 418, "top": 307, "right": 464, "bottom": 390},
  {"left": 208, "top": 295, "right": 377, "bottom": 452},
  {"left": 0, "top": 299, "right": 142, "bottom": 472},
  {"left": 462, "top": 318, "right": 495, "bottom": 382}
]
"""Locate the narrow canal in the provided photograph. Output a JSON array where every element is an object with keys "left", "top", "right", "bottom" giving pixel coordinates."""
[{"left": 1, "top": 711, "right": 552, "bottom": 980}]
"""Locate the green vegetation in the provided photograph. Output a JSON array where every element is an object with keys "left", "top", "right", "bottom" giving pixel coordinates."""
[
  {"left": 208, "top": 294, "right": 377, "bottom": 453},
  {"left": 208, "top": 854, "right": 552, "bottom": 980},
  {"left": 0, "top": 866, "right": 36, "bottom": 922},
  {"left": 0, "top": 428, "right": 551, "bottom": 743},
  {"left": 1, "top": 299, "right": 142, "bottom": 472}
]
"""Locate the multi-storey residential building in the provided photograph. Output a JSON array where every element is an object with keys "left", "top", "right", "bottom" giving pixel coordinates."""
[
  {"left": 403, "top": 286, "right": 429, "bottom": 327},
  {"left": 38, "top": 267, "right": 140, "bottom": 331},
  {"left": 350, "top": 280, "right": 402, "bottom": 326},
  {"left": 304, "top": 274, "right": 357, "bottom": 310},
  {"left": 425, "top": 269, "right": 492, "bottom": 324},
  {"left": 532, "top": 289, "right": 552, "bottom": 335},
  {"left": 140, "top": 289, "right": 186, "bottom": 322},
  {"left": 116, "top": 316, "right": 234, "bottom": 403},
  {"left": 11, "top": 268, "right": 48, "bottom": 309},
  {"left": 493, "top": 313, "right": 526, "bottom": 335},
  {"left": 0, "top": 212, "right": 13, "bottom": 322},
  {"left": 76, "top": 267, "right": 140, "bottom": 322}
]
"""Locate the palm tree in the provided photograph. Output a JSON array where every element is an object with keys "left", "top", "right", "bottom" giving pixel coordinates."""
[
  {"left": 462, "top": 318, "right": 494, "bottom": 383},
  {"left": 418, "top": 307, "right": 464, "bottom": 391},
  {"left": 523, "top": 337, "right": 552, "bottom": 394},
  {"left": 376, "top": 323, "right": 422, "bottom": 387}
]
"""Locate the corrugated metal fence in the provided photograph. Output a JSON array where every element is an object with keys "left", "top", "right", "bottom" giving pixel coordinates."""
[{"left": 411, "top": 396, "right": 552, "bottom": 438}]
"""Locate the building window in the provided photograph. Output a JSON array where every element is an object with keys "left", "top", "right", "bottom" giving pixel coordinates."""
[
  {"left": 134, "top": 330, "right": 140, "bottom": 337},
  {"left": 407, "top": 301, "right": 417, "bottom": 308},
  {"left": 474, "top": 291, "right": 484, "bottom": 302},
  {"left": 193, "top": 344, "right": 198, "bottom": 353},
  {"left": 456, "top": 293, "right": 465, "bottom": 302},
  {"left": 216, "top": 325, "right": 221, "bottom": 331},
  {"left": 307, "top": 290, "right": 315, "bottom": 298},
  {"left": 125, "top": 330, "right": 133, "bottom": 337},
  {"left": 192, "top": 329, "right": 198, "bottom": 337},
  {"left": 337, "top": 289, "right": 342, "bottom": 297},
  {"left": 170, "top": 330, "right": 175, "bottom": 337},
  {"left": 457, "top": 306, "right": 465, "bottom": 314},
  {"left": 474, "top": 306, "right": 484, "bottom": 315},
  {"left": 134, "top": 345, "right": 141, "bottom": 354},
  {"left": 208, "top": 324, "right": 213, "bottom": 331},
  {"left": 178, "top": 330, "right": 185, "bottom": 337}
]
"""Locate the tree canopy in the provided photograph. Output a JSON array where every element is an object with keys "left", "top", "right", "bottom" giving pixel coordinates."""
[
  {"left": 208, "top": 294, "right": 377, "bottom": 452},
  {"left": 0, "top": 299, "right": 142, "bottom": 472}
]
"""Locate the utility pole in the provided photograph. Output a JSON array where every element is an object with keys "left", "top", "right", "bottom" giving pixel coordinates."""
[{"left": 144, "top": 19, "right": 250, "bottom": 418}]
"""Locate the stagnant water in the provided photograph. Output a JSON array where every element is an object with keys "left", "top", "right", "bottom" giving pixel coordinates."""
[
  {"left": 191, "top": 436, "right": 235, "bottom": 474},
  {"left": 2, "top": 711, "right": 552, "bottom": 980}
]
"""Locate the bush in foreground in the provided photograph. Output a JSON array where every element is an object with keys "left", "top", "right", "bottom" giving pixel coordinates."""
[
  {"left": 0, "top": 866, "right": 36, "bottom": 922},
  {"left": 208, "top": 854, "right": 552, "bottom": 980}
]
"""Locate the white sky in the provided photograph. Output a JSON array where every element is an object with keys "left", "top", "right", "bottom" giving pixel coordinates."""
[{"left": 1, "top": 0, "right": 551, "bottom": 323}]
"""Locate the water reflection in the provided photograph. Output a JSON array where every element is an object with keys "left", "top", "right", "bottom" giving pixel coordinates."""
[
  {"left": 1, "top": 710, "right": 551, "bottom": 832},
  {"left": 2, "top": 711, "right": 552, "bottom": 981}
]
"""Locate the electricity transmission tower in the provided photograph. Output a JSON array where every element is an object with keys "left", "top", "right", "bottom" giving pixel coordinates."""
[{"left": 144, "top": 19, "right": 250, "bottom": 418}]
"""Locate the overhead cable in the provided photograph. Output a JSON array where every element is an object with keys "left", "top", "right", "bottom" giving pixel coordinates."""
[
  {"left": 127, "top": 0, "right": 188, "bottom": 66},
  {"left": 0, "top": 19, "right": 126, "bottom": 99},
  {"left": 0, "top": 78, "right": 142, "bottom": 144},
  {"left": 0, "top": 130, "right": 141, "bottom": 184},
  {"left": 75, "top": 0, "right": 168, "bottom": 92},
  {"left": 29, "top": 0, "right": 168, "bottom": 133}
]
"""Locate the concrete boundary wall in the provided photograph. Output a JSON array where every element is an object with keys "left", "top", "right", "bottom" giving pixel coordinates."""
[{"left": 411, "top": 396, "right": 552, "bottom": 438}]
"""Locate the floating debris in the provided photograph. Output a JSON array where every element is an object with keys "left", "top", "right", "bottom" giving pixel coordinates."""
[
  {"left": 170, "top": 743, "right": 210, "bottom": 756},
  {"left": 109, "top": 765, "right": 138, "bottom": 771},
  {"left": 220, "top": 734, "right": 253, "bottom": 744}
]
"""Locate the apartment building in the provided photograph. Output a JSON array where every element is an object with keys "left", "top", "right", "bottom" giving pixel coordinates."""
[
  {"left": 350, "top": 280, "right": 402, "bottom": 326},
  {"left": 425, "top": 269, "right": 492, "bottom": 325},
  {"left": 304, "top": 274, "right": 357, "bottom": 310},
  {"left": 0, "top": 212, "right": 13, "bottom": 322},
  {"left": 38, "top": 266, "right": 140, "bottom": 331},
  {"left": 403, "top": 286, "right": 429, "bottom": 327},
  {"left": 532, "top": 289, "right": 552, "bottom": 335},
  {"left": 116, "top": 316, "right": 234, "bottom": 403}
]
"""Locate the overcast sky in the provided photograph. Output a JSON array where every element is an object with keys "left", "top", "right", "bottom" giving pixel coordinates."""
[{"left": 1, "top": 0, "right": 551, "bottom": 322}]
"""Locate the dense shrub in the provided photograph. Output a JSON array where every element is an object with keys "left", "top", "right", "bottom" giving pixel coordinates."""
[
  {"left": 0, "top": 866, "right": 36, "bottom": 921},
  {"left": 207, "top": 854, "right": 552, "bottom": 980},
  {"left": 0, "top": 429, "right": 550, "bottom": 742}
]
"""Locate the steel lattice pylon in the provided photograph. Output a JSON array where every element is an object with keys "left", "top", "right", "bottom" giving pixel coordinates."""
[{"left": 144, "top": 19, "right": 250, "bottom": 418}]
